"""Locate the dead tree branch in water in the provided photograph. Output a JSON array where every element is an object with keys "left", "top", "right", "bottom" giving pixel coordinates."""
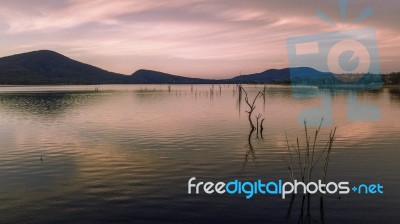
[
  {"left": 240, "top": 86, "right": 263, "bottom": 131},
  {"left": 255, "top": 113, "right": 262, "bottom": 138},
  {"left": 260, "top": 118, "right": 265, "bottom": 138}
]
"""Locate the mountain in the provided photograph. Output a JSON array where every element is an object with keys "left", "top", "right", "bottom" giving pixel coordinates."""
[
  {"left": 130, "top": 67, "right": 329, "bottom": 84},
  {"left": 0, "top": 50, "right": 328, "bottom": 84},
  {"left": 231, "top": 68, "right": 291, "bottom": 83},
  {"left": 0, "top": 50, "right": 133, "bottom": 84},
  {"left": 230, "top": 67, "right": 328, "bottom": 83},
  {"left": 129, "top": 69, "right": 215, "bottom": 84}
]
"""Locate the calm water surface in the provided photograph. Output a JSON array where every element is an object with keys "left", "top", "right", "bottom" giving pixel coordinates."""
[{"left": 0, "top": 85, "right": 399, "bottom": 223}]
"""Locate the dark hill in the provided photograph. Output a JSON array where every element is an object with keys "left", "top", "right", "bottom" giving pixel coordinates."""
[
  {"left": 129, "top": 69, "right": 215, "bottom": 84},
  {"left": 0, "top": 50, "right": 134, "bottom": 84},
  {"left": 230, "top": 67, "right": 328, "bottom": 83}
]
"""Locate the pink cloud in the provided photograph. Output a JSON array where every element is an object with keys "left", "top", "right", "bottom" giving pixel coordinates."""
[{"left": 0, "top": 0, "right": 398, "bottom": 77}]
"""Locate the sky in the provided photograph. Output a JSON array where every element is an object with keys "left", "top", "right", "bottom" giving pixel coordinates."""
[{"left": 0, "top": 0, "right": 399, "bottom": 78}]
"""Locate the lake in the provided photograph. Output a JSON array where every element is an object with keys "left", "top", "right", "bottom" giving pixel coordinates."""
[{"left": 0, "top": 84, "right": 399, "bottom": 223}]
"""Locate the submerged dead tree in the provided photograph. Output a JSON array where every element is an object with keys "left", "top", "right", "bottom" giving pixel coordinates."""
[
  {"left": 260, "top": 118, "right": 265, "bottom": 138},
  {"left": 237, "top": 84, "right": 243, "bottom": 113},
  {"left": 240, "top": 86, "right": 263, "bottom": 131},
  {"left": 255, "top": 113, "right": 262, "bottom": 138}
]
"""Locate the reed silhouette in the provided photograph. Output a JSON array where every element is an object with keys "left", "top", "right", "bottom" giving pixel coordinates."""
[
  {"left": 283, "top": 191, "right": 330, "bottom": 224},
  {"left": 283, "top": 119, "right": 337, "bottom": 224}
]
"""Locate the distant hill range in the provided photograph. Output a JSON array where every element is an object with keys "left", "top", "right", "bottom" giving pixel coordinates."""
[
  {"left": 131, "top": 69, "right": 216, "bottom": 84},
  {"left": 0, "top": 50, "right": 387, "bottom": 85}
]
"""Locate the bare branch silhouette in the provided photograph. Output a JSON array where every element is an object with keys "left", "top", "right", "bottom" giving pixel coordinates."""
[{"left": 240, "top": 86, "right": 263, "bottom": 130}]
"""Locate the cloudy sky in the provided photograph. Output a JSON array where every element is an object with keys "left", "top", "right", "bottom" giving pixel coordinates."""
[{"left": 0, "top": 0, "right": 398, "bottom": 78}]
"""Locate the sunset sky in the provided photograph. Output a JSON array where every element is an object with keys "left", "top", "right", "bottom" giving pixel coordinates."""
[{"left": 0, "top": 0, "right": 398, "bottom": 78}]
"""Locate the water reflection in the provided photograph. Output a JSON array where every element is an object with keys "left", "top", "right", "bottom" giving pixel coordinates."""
[
  {"left": 0, "top": 154, "right": 77, "bottom": 191},
  {"left": 388, "top": 87, "right": 400, "bottom": 102},
  {"left": 243, "top": 128, "right": 257, "bottom": 169},
  {"left": 283, "top": 193, "right": 333, "bottom": 224},
  {"left": 0, "top": 85, "right": 398, "bottom": 223},
  {"left": 242, "top": 114, "right": 266, "bottom": 169},
  {"left": 0, "top": 91, "right": 104, "bottom": 117}
]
